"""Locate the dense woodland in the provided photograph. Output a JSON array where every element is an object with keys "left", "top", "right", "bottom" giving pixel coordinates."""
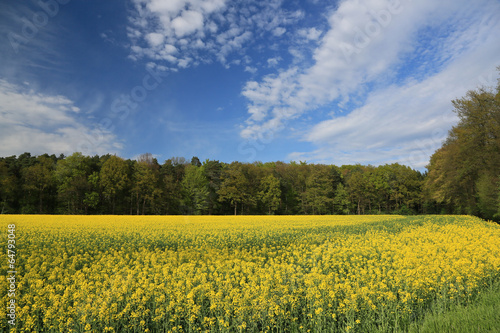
[
  {"left": 1, "top": 81, "right": 499, "bottom": 221},
  {"left": 0, "top": 152, "right": 425, "bottom": 216}
]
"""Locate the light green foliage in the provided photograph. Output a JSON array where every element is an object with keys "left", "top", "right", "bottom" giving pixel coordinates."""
[
  {"left": 258, "top": 173, "right": 281, "bottom": 214},
  {"left": 218, "top": 162, "right": 250, "bottom": 215},
  {"left": 55, "top": 152, "right": 92, "bottom": 213},
  {"left": 304, "top": 165, "right": 334, "bottom": 214},
  {"left": 182, "top": 164, "right": 210, "bottom": 215},
  {"left": 426, "top": 76, "right": 500, "bottom": 220},
  {"left": 133, "top": 160, "right": 161, "bottom": 215},
  {"left": 83, "top": 172, "right": 100, "bottom": 210},
  {"left": 333, "top": 183, "right": 350, "bottom": 214},
  {"left": 100, "top": 155, "right": 129, "bottom": 214}
]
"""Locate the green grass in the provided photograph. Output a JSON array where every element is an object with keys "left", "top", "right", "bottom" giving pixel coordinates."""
[{"left": 408, "top": 279, "right": 500, "bottom": 333}]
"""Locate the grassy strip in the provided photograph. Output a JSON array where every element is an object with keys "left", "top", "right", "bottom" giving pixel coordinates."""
[{"left": 408, "top": 279, "right": 500, "bottom": 333}]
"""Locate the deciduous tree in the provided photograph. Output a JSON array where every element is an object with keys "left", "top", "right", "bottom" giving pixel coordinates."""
[
  {"left": 100, "top": 155, "right": 129, "bottom": 214},
  {"left": 258, "top": 174, "right": 281, "bottom": 214}
]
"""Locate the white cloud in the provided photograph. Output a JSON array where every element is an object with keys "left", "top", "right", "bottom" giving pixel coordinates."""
[
  {"left": 244, "top": 66, "right": 257, "bottom": 73},
  {"left": 272, "top": 27, "right": 286, "bottom": 37},
  {"left": 146, "top": 32, "right": 164, "bottom": 47},
  {"left": 295, "top": 29, "right": 500, "bottom": 170},
  {"left": 295, "top": 80, "right": 458, "bottom": 168},
  {"left": 128, "top": 0, "right": 304, "bottom": 67},
  {"left": 171, "top": 10, "right": 205, "bottom": 37},
  {"left": 0, "top": 80, "right": 122, "bottom": 157},
  {"left": 241, "top": 0, "right": 500, "bottom": 168},
  {"left": 242, "top": 67, "right": 299, "bottom": 124},
  {"left": 178, "top": 57, "right": 193, "bottom": 68},
  {"left": 241, "top": 0, "right": 459, "bottom": 138},
  {"left": 267, "top": 56, "right": 282, "bottom": 67},
  {"left": 297, "top": 27, "right": 322, "bottom": 40}
]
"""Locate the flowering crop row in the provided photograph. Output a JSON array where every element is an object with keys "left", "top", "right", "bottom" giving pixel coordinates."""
[{"left": 1, "top": 215, "right": 499, "bottom": 332}]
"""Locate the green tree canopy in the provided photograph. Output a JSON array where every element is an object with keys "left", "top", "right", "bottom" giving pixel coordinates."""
[
  {"left": 426, "top": 76, "right": 500, "bottom": 220},
  {"left": 100, "top": 155, "right": 129, "bottom": 214},
  {"left": 258, "top": 173, "right": 281, "bottom": 214}
]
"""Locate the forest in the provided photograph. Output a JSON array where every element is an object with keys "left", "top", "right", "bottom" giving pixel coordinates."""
[{"left": 1, "top": 82, "right": 499, "bottom": 221}]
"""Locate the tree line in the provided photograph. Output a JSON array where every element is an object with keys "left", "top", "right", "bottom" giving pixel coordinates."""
[
  {"left": 0, "top": 152, "right": 426, "bottom": 216},
  {"left": 0, "top": 77, "right": 498, "bottom": 220}
]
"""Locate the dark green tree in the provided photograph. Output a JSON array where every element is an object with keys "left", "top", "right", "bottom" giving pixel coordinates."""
[
  {"left": 333, "top": 183, "right": 350, "bottom": 214},
  {"left": 218, "top": 162, "right": 249, "bottom": 215},
  {"left": 304, "top": 165, "right": 334, "bottom": 214},
  {"left": 100, "top": 155, "right": 129, "bottom": 214},
  {"left": 203, "top": 159, "right": 223, "bottom": 215},
  {"left": 258, "top": 173, "right": 281, "bottom": 214},
  {"left": 0, "top": 161, "right": 17, "bottom": 214},
  {"left": 21, "top": 156, "right": 55, "bottom": 213},
  {"left": 132, "top": 158, "right": 161, "bottom": 215},
  {"left": 83, "top": 172, "right": 100, "bottom": 212},
  {"left": 55, "top": 152, "right": 92, "bottom": 214},
  {"left": 191, "top": 156, "right": 202, "bottom": 167},
  {"left": 346, "top": 168, "right": 368, "bottom": 215}
]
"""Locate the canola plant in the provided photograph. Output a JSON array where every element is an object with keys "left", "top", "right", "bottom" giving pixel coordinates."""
[{"left": 1, "top": 215, "right": 499, "bottom": 332}]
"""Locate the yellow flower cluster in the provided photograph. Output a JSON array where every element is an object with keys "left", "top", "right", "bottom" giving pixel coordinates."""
[{"left": 1, "top": 215, "right": 499, "bottom": 332}]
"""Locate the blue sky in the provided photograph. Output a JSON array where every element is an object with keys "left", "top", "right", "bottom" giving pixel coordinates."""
[{"left": 1, "top": 0, "right": 499, "bottom": 170}]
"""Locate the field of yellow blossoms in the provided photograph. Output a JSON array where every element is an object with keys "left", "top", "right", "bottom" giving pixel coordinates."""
[{"left": 1, "top": 215, "right": 500, "bottom": 332}]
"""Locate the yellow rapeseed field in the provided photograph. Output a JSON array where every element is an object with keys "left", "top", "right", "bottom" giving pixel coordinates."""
[{"left": 1, "top": 215, "right": 500, "bottom": 332}]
